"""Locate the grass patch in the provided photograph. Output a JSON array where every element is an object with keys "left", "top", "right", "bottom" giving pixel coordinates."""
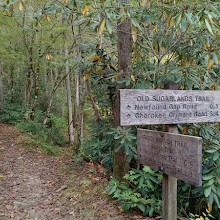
[{"left": 17, "top": 135, "right": 60, "bottom": 156}]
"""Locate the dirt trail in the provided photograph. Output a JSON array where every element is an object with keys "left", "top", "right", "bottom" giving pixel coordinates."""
[
  {"left": 0, "top": 123, "right": 74, "bottom": 220},
  {"left": 0, "top": 123, "right": 149, "bottom": 220}
]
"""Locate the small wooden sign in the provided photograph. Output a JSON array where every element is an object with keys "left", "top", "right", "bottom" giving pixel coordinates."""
[
  {"left": 120, "top": 89, "right": 220, "bottom": 126},
  {"left": 137, "top": 129, "right": 202, "bottom": 186}
]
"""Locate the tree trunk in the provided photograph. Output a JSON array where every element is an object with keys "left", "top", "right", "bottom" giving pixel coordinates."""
[
  {"left": 113, "top": 0, "right": 132, "bottom": 181},
  {"left": 65, "top": 40, "right": 74, "bottom": 144},
  {"left": 25, "top": 33, "right": 35, "bottom": 118},
  {"left": 8, "top": 69, "right": 14, "bottom": 103},
  {"left": 73, "top": 72, "right": 79, "bottom": 128},
  {"left": 0, "top": 59, "right": 4, "bottom": 111},
  {"left": 86, "top": 79, "right": 100, "bottom": 127},
  {"left": 25, "top": 59, "right": 33, "bottom": 117},
  {"left": 78, "top": 77, "right": 86, "bottom": 145},
  {"left": 43, "top": 68, "right": 60, "bottom": 125},
  {"left": 30, "top": 65, "right": 40, "bottom": 121}
]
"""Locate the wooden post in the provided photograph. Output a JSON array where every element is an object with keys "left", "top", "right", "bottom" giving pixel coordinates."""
[
  {"left": 163, "top": 82, "right": 178, "bottom": 220},
  {"left": 113, "top": 0, "right": 132, "bottom": 181}
]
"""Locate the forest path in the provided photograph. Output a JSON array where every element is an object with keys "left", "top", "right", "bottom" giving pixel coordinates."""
[
  {"left": 0, "top": 123, "right": 74, "bottom": 220},
  {"left": 0, "top": 123, "right": 133, "bottom": 220}
]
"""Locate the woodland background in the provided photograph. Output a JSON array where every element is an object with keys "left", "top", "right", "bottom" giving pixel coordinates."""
[{"left": 0, "top": 0, "right": 219, "bottom": 219}]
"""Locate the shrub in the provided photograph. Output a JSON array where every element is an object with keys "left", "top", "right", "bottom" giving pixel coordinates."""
[{"left": 106, "top": 166, "right": 162, "bottom": 217}]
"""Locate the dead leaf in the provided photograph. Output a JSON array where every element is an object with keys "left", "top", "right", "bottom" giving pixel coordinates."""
[
  {"left": 55, "top": 208, "right": 60, "bottom": 214},
  {"left": 149, "top": 18, "right": 152, "bottom": 28},
  {"left": 91, "top": 177, "right": 100, "bottom": 181},
  {"left": 170, "top": 18, "right": 175, "bottom": 26},
  {"left": 182, "top": 127, "right": 188, "bottom": 135},
  {"left": 56, "top": 185, "right": 67, "bottom": 192},
  {"left": 85, "top": 73, "right": 90, "bottom": 81},
  {"left": 131, "top": 75, "right": 135, "bottom": 82},
  {"left": 38, "top": 21, "right": 42, "bottom": 28},
  {"left": 92, "top": 53, "right": 99, "bottom": 62},
  {"left": 103, "top": 110, "right": 107, "bottom": 118},
  {"left": 19, "top": 2, "right": 23, "bottom": 11},
  {"left": 132, "top": 25, "right": 137, "bottom": 42},
  {"left": 118, "top": 206, "right": 123, "bottom": 213},
  {"left": 82, "top": 5, "right": 89, "bottom": 15},
  {"left": 100, "top": 210, "right": 106, "bottom": 216},
  {"left": 202, "top": 40, "right": 206, "bottom": 51},
  {"left": 154, "top": 43, "right": 159, "bottom": 53},
  {"left": 47, "top": 16, "right": 51, "bottom": 22},
  {"left": 50, "top": 181, "right": 56, "bottom": 186},
  {"left": 208, "top": 59, "right": 214, "bottom": 69},
  {"left": 99, "top": 18, "right": 106, "bottom": 35},
  {"left": 97, "top": 58, "right": 102, "bottom": 66},
  {"left": 9, "top": 214, "right": 14, "bottom": 218}
]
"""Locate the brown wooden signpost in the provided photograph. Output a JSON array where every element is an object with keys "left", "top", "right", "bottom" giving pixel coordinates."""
[
  {"left": 119, "top": 86, "right": 220, "bottom": 220},
  {"left": 137, "top": 129, "right": 202, "bottom": 186},
  {"left": 120, "top": 89, "right": 220, "bottom": 126}
]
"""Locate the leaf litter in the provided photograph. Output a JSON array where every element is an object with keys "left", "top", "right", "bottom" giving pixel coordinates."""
[{"left": 0, "top": 123, "right": 154, "bottom": 220}]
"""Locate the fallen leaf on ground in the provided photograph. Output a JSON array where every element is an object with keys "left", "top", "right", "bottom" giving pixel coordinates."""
[
  {"left": 56, "top": 185, "right": 67, "bottom": 192},
  {"left": 118, "top": 206, "right": 123, "bottom": 213}
]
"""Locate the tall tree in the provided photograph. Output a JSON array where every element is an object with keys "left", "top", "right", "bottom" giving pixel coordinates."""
[
  {"left": 113, "top": 0, "right": 132, "bottom": 181},
  {"left": 64, "top": 30, "right": 74, "bottom": 145}
]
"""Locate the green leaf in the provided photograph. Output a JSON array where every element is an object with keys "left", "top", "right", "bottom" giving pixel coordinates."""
[
  {"left": 205, "top": 19, "right": 214, "bottom": 36},
  {"left": 213, "top": 152, "right": 219, "bottom": 161},
  {"left": 213, "top": 52, "right": 218, "bottom": 65},
  {"left": 106, "top": 19, "right": 112, "bottom": 34},
  {"left": 204, "top": 186, "right": 212, "bottom": 197},
  {"left": 108, "top": 185, "right": 117, "bottom": 195},
  {"left": 115, "top": 145, "right": 123, "bottom": 152},
  {"left": 137, "top": 204, "right": 146, "bottom": 213},
  {"left": 176, "top": 14, "right": 182, "bottom": 28},
  {"left": 138, "top": 177, "right": 144, "bottom": 189},
  {"left": 186, "top": 79, "right": 192, "bottom": 90},
  {"left": 143, "top": 166, "right": 152, "bottom": 173},
  {"left": 124, "top": 144, "right": 129, "bottom": 156},
  {"left": 211, "top": 185, "right": 217, "bottom": 193},
  {"left": 131, "top": 18, "right": 141, "bottom": 30},
  {"left": 217, "top": 177, "right": 220, "bottom": 185},
  {"left": 181, "top": 19, "right": 187, "bottom": 32},
  {"left": 185, "top": 13, "right": 192, "bottom": 24},
  {"left": 206, "top": 149, "right": 217, "bottom": 153},
  {"left": 207, "top": 178, "right": 215, "bottom": 186},
  {"left": 149, "top": 175, "right": 160, "bottom": 184},
  {"left": 213, "top": 194, "right": 220, "bottom": 208},
  {"left": 125, "top": 79, "right": 131, "bottom": 86},
  {"left": 149, "top": 207, "right": 154, "bottom": 217},
  {"left": 208, "top": 192, "right": 214, "bottom": 206},
  {"left": 203, "top": 175, "right": 214, "bottom": 181},
  {"left": 208, "top": 13, "right": 214, "bottom": 24}
]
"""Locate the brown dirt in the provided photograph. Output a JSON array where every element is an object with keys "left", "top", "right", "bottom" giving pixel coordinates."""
[
  {"left": 0, "top": 123, "right": 148, "bottom": 220},
  {"left": 0, "top": 123, "right": 74, "bottom": 220}
]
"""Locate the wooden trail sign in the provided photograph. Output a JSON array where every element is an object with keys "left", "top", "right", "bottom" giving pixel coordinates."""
[
  {"left": 120, "top": 89, "right": 220, "bottom": 126},
  {"left": 119, "top": 86, "right": 205, "bottom": 220},
  {"left": 137, "top": 129, "right": 203, "bottom": 186}
]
